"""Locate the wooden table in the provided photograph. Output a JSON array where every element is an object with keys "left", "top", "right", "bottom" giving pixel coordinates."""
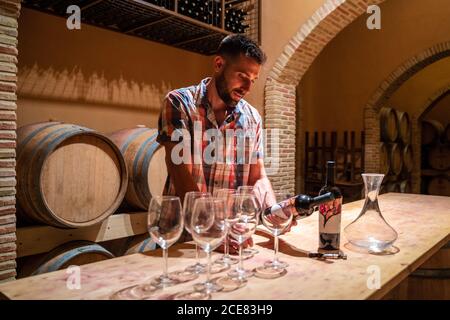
[{"left": 1, "top": 193, "right": 449, "bottom": 300}]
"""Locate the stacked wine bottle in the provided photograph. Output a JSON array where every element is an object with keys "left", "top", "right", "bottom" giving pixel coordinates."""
[
  {"left": 225, "top": 3, "right": 249, "bottom": 33},
  {"left": 176, "top": 0, "right": 249, "bottom": 32}
]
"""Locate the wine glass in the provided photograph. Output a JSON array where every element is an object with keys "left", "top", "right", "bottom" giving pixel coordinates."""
[
  {"left": 148, "top": 196, "right": 184, "bottom": 288},
  {"left": 228, "top": 193, "right": 259, "bottom": 280},
  {"left": 214, "top": 188, "right": 239, "bottom": 266},
  {"left": 260, "top": 191, "right": 292, "bottom": 270},
  {"left": 183, "top": 191, "right": 212, "bottom": 274},
  {"left": 191, "top": 198, "right": 228, "bottom": 294},
  {"left": 237, "top": 186, "right": 262, "bottom": 256}
]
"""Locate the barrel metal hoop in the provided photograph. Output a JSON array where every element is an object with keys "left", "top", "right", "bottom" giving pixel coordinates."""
[
  {"left": 132, "top": 133, "right": 158, "bottom": 208},
  {"left": 21, "top": 126, "right": 71, "bottom": 225},
  {"left": 32, "top": 244, "right": 114, "bottom": 275},
  {"left": 120, "top": 128, "right": 149, "bottom": 153}
]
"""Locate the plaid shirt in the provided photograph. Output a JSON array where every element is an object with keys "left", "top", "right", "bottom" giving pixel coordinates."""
[{"left": 157, "top": 77, "right": 264, "bottom": 197}]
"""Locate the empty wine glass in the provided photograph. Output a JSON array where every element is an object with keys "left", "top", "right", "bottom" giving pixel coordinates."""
[
  {"left": 214, "top": 188, "right": 239, "bottom": 266},
  {"left": 191, "top": 198, "right": 228, "bottom": 294},
  {"left": 228, "top": 193, "right": 259, "bottom": 280},
  {"left": 148, "top": 196, "right": 184, "bottom": 288},
  {"left": 183, "top": 191, "right": 211, "bottom": 274},
  {"left": 237, "top": 185, "right": 262, "bottom": 257},
  {"left": 260, "top": 191, "right": 292, "bottom": 270}
]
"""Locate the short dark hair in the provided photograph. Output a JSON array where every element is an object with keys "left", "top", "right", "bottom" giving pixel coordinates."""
[{"left": 217, "top": 34, "right": 267, "bottom": 65}]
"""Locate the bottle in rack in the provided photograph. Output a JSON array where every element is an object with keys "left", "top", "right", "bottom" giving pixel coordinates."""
[
  {"left": 263, "top": 192, "right": 335, "bottom": 220},
  {"left": 318, "top": 161, "right": 343, "bottom": 253}
]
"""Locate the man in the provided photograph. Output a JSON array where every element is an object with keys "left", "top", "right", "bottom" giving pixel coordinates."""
[{"left": 156, "top": 34, "right": 291, "bottom": 251}]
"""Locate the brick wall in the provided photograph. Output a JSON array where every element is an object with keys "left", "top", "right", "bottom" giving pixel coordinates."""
[{"left": 0, "top": 0, "right": 20, "bottom": 283}]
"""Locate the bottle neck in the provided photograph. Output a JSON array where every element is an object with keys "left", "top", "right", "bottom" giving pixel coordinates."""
[
  {"left": 294, "top": 192, "right": 334, "bottom": 210},
  {"left": 325, "top": 165, "right": 336, "bottom": 186},
  {"left": 312, "top": 193, "right": 335, "bottom": 206}
]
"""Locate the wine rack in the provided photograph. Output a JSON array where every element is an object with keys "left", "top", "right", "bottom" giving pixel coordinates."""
[{"left": 22, "top": 0, "right": 261, "bottom": 55}]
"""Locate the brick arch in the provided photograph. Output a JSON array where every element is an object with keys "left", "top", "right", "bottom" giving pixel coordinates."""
[
  {"left": 363, "top": 41, "right": 450, "bottom": 193},
  {"left": 264, "top": 0, "right": 386, "bottom": 194},
  {"left": 418, "top": 86, "right": 450, "bottom": 120}
]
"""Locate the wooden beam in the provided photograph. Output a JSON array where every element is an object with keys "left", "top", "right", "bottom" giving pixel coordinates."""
[{"left": 16, "top": 212, "right": 148, "bottom": 258}]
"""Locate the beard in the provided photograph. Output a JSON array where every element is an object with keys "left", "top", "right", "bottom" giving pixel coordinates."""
[{"left": 215, "top": 70, "right": 239, "bottom": 108}]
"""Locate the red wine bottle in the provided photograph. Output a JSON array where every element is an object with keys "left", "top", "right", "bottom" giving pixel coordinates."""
[
  {"left": 318, "top": 161, "right": 343, "bottom": 253},
  {"left": 263, "top": 192, "right": 335, "bottom": 220}
]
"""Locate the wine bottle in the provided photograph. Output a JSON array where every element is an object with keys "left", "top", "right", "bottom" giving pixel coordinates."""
[
  {"left": 318, "top": 161, "right": 343, "bottom": 253},
  {"left": 263, "top": 192, "right": 335, "bottom": 220}
]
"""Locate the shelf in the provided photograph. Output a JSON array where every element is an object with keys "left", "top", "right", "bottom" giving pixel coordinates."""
[
  {"left": 16, "top": 212, "right": 148, "bottom": 258},
  {"left": 22, "top": 0, "right": 260, "bottom": 55}
]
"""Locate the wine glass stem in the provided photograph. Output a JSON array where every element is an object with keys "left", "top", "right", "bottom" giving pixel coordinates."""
[
  {"left": 224, "top": 231, "right": 229, "bottom": 257},
  {"left": 239, "top": 243, "right": 243, "bottom": 271},
  {"left": 207, "top": 250, "right": 211, "bottom": 284},
  {"left": 274, "top": 234, "right": 279, "bottom": 263},
  {"left": 195, "top": 243, "right": 200, "bottom": 261},
  {"left": 163, "top": 248, "right": 168, "bottom": 278}
]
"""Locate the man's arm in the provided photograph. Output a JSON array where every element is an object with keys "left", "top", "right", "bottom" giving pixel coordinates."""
[
  {"left": 248, "top": 158, "right": 275, "bottom": 208},
  {"left": 162, "top": 141, "right": 200, "bottom": 203}
]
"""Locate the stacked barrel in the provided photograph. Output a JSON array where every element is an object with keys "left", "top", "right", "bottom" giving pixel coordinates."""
[
  {"left": 379, "top": 107, "right": 413, "bottom": 194},
  {"left": 421, "top": 120, "right": 450, "bottom": 196},
  {"left": 15, "top": 122, "right": 165, "bottom": 278}
]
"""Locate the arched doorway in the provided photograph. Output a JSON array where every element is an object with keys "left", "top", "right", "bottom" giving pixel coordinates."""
[
  {"left": 264, "top": 0, "right": 386, "bottom": 194},
  {"left": 363, "top": 41, "right": 450, "bottom": 192}
]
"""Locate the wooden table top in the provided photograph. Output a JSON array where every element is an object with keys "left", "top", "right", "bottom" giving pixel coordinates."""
[{"left": 1, "top": 193, "right": 449, "bottom": 300}]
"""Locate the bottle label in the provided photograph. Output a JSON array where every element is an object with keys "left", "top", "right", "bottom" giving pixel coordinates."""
[{"left": 318, "top": 197, "right": 342, "bottom": 251}]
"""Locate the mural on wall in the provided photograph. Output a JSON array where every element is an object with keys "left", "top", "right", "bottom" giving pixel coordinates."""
[{"left": 17, "top": 64, "right": 171, "bottom": 111}]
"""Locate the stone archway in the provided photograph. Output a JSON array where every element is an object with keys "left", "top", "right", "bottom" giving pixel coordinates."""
[
  {"left": 363, "top": 41, "right": 450, "bottom": 193},
  {"left": 264, "top": 0, "right": 386, "bottom": 194}
]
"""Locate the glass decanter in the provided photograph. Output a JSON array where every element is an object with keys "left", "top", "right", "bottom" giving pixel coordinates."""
[{"left": 344, "top": 173, "right": 398, "bottom": 253}]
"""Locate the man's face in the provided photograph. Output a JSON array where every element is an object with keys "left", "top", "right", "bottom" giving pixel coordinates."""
[{"left": 214, "top": 53, "right": 261, "bottom": 107}]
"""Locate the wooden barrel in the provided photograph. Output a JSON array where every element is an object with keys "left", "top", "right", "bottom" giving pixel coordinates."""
[
  {"left": 422, "top": 120, "right": 445, "bottom": 145},
  {"left": 387, "top": 143, "right": 403, "bottom": 175},
  {"left": 101, "top": 234, "right": 157, "bottom": 256},
  {"left": 427, "top": 176, "right": 450, "bottom": 196},
  {"left": 402, "top": 144, "right": 414, "bottom": 174},
  {"left": 445, "top": 124, "right": 450, "bottom": 143},
  {"left": 18, "top": 241, "right": 114, "bottom": 278},
  {"left": 124, "top": 234, "right": 157, "bottom": 255},
  {"left": 109, "top": 126, "right": 167, "bottom": 211},
  {"left": 17, "top": 122, "right": 128, "bottom": 228},
  {"left": 407, "top": 242, "right": 450, "bottom": 299},
  {"left": 399, "top": 180, "right": 411, "bottom": 193},
  {"left": 380, "top": 107, "right": 399, "bottom": 142},
  {"left": 380, "top": 142, "right": 390, "bottom": 175},
  {"left": 396, "top": 110, "right": 411, "bottom": 144},
  {"left": 427, "top": 143, "right": 450, "bottom": 171}
]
